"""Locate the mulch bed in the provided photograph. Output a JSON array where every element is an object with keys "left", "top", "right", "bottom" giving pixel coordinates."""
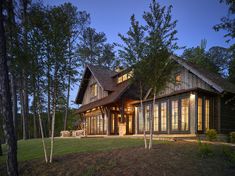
[{"left": 1, "top": 141, "right": 235, "bottom": 176}]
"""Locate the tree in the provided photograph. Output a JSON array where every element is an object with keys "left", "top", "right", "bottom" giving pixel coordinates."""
[
  {"left": 118, "top": 14, "right": 148, "bottom": 148},
  {"left": 119, "top": 0, "right": 179, "bottom": 149},
  {"left": 77, "top": 27, "right": 117, "bottom": 69},
  {"left": 142, "top": 0, "right": 179, "bottom": 149},
  {"left": 182, "top": 39, "right": 232, "bottom": 78},
  {"left": 214, "top": 0, "right": 235, "bottom": 83},
  {"left": 0, "top": 0, "right": 18, "bottom": 174}
]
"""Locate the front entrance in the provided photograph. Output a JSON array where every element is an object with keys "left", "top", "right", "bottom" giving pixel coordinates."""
[{"left": 110, "top": 113, "right": 134, "bottom": 135}]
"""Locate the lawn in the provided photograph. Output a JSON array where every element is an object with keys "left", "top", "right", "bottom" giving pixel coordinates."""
[
  {"left": 1, "top": 138, "right": 235, "bottom": 176},
  {"left": 0, "top": 137, "right": 157, "bottom": 163}
]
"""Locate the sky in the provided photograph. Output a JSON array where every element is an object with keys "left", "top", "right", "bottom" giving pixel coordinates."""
[{"left": 42, "top": 0, "right": 231, "bottom": 108}]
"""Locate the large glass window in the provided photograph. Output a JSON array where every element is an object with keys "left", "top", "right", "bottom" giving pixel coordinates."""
[
  {"left": 205, "top": 99, "right": 210, "bottom": 131},
  {"left": 104, "top": 115, "right": 107, "bottom": 133},
  {"left": 161, "top": 102, "right": 167, "bottom": 131},
  {"left": 181, "top": 98, "right": 189, "bottom": 131},
  {"left": 128, "top": 115, "right": 133, "bottom": 134},
  {"left": 171, "top": 100, "right": 178, "bottom": 130},
  {"left": 154, "top": 104, "right": 159, "bottom": 132},
  {"left": 145, "top": 105, "right": 150, "bottom": 131},
  {"left": 138, "top": 107, "right": 143, "bottom": 133},
  {"left": 111, "top": 114, "right": 115, "bottom": 134},
  {"left": 198, "top": 98, "right": 203, "bottom": 131}
]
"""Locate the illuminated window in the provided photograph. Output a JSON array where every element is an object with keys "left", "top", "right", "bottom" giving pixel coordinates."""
[
  {"left": 118, "top": 76, "right": 122, "bottom": 83},
  {"left": 145, "top": 105, "right": 150, "bottom": 131},
  {"left": 181, "top": 98, "right": 189, "bottom": 131},
  {"left": 171, "top": 100, "right": 178, "bottom": 130},
  {"left": 128, "top": 115, "right": 133, "bottom": 133},
  {"left": 161, "top": 102, "right": 167, "bottom": 131},
  {"left": 138, "top": 107, "right": 143, "bottom": 133},
  {"left": 154, "top": 104, "right": 159, "bottom": 131},
  {"left": 91, "top": 83, "right": 98, "bottom": 97},
  {"left": 198, "top": 98, "right": 203, "bottom": 131},
  {"left": 205, "top": 99, "right": 210, "bottom": 131},
  {"left": 122, "top": 74, "right": 128, "bottom": 81},
  {"left": 176, "top": 74, "right": 181, "bottom": 83}
]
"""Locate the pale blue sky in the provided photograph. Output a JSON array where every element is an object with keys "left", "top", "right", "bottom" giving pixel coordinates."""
[{"left": 42, "top": 0, "right": 230, "bottom": 107}]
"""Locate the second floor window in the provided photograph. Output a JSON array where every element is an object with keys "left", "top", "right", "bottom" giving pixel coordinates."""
[
  {"left": 91, "top": 83, "right": 98, "bottom": 97},
  {"left": 175, "top": 74, "right": 181, "bottom": 84}
]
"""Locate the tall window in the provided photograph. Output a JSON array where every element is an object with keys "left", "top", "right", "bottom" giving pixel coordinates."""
[
  {"left": 91, "top": 83, "right": 98, "bottom": 97},
  {"left": 198, "top": 98, "right": 203, "bottom": 131},
  {"left": 181, "top": 98, "right": 189, "bottom": 131},
  {"left": 138, "top": 107, "right": 143, "bottom": 133},
  {"left": 171, "top": 100, "right": 178, "bottom": 130},
  {"left": 145, "top": 105, "right": 150, "bottom": 131},
  {"left": 111, "top": 114, "right": 115, "bottom": 134},
  {"left": 154, "top": 104, "right": 159, "bottom": 132},
  {"left": 161, "top": 102, "right": 167, "bottom": 131},
  {"left": 104, "top": 115, "right": 107, "bottom": 133},
  {"left": 205, "top": 99, "right": 210, "bottom": 131},
  {"left": 128, "top": 115, "right": 133, "bottom": 133}
]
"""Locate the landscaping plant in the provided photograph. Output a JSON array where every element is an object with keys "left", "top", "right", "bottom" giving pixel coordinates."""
[{"left": 206, "top": 129, "right": 218, "bottom": 141}]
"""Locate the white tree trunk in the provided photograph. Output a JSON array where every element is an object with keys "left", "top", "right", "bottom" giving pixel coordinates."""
[
  {"left": 149, "top": 91, "right": 155, "bottom": 149},
  {"left": 37, "top": 99, "right": 48, "bottom": 163}
]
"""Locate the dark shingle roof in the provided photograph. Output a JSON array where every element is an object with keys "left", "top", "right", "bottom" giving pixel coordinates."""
[{"left": 77, "top": 81, "right": 130, "bottom": 113}]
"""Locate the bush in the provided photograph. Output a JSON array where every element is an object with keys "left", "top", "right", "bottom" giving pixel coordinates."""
[
  {"left": 206, "top": 129, "right": 217, "bottom": 141},
  {"left": 198, "top": 139, "right": 213, "bottom": 158},
  {"left": 230, "top": 132, "right": 235, "bottom": 143},
  {"left": 223, "top": 146, "right": 235, "bottom": 167}
]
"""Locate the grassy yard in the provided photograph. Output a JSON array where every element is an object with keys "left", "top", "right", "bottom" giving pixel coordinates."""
[{"left": 0, "top": 137, "right": 157, "bottom": 163}]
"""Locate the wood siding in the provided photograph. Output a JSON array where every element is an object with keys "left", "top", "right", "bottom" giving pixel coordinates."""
[
  {"left": 82, "top": 75, "right": 108, "bottom": 105},
  {"left": 158, "top": 67, "right": 215, "bottom": 97}
]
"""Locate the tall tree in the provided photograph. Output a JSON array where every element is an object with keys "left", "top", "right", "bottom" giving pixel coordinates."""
[
  {"left": 77, "top": 27, "right": 117, "bottom": 69},
  {"left": 214, "top": 0, "right": 235, "bottom": 83},
  {"left": 0, "top": 0, "right": 18, "bottom": 174}
]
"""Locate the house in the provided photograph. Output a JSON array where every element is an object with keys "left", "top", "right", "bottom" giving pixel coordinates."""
[{"left": 75, "top": 55, "right": 235, "bottom": 136}]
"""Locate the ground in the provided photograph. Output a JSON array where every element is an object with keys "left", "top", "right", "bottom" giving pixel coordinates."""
[{"left": 0, "top": 138, "right": 235, "bottom": 176}]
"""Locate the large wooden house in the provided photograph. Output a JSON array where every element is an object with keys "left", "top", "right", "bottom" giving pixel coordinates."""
[{"left": 75, "top": 56, "right": 235, "bottom": 136}]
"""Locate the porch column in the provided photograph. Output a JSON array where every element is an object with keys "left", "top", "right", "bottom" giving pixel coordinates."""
[{"left": 105, "top": 107, "right": 111, "bottom": 135}]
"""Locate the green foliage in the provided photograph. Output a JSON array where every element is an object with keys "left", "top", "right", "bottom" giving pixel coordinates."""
[
  {"left": 223, "top": 146, "right": 235, "bottom": 167},
  {"left": 206, "top": 129, "right": 218, "bottom": 141},
  {"left": 230, "top": 132, "right": 235, "bottom": 143},
  {"left": 198, "top": 139, "right": 213, "bottom": 158}
]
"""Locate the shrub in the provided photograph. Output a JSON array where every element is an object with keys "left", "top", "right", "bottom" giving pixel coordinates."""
[
  {"left": 223, "top": 146, "right": 235, "bottom": 167},
  {"left": 230, "top": 132, "right": 235, "bottom": 143},
  {"left": 206, "top": 129, "right": 217, "bottom": 141},
  {"left": 198, "top": 139, "right": 213, "bottom": 158}
]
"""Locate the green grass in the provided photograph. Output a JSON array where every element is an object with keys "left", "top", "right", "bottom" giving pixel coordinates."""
[{"left": 0, "top": 138, "right": 164, "bottom": 163}]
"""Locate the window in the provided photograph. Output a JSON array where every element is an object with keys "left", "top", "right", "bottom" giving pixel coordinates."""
[
  {"left": 111, "top": 114, "right": 115, "bottom": 134},
  {"left": 175, "top": 74, "right": 181, "bottom": 83},
  {"left": 91, "top": 83, "right": 98, "bottom": 97},
  {"left": 205, "top": 99, "right": 210, "bottom": 131},
  {"left": 117, "top": 70, "right": 133, "bottom": 84},
  {"left": 171, "top": 100, "right": 178, "bottom": 130},
  {"left": 128, "top": 115, "right": 133, "bottom": 133},
  {"left": 122, "top": 74, "right": 128, "bottom": 81},
  {"left": 181, "top": 98, "right": 189, "bottom": 131},
  {"left": 198, "top": 98, "right": 203, "bottom": 131},
  {"left": 145, "top": 105, "right": 150, "bottom": 131},
  {"left": 161, "top": 102, "right": 167, "bottom": 131},
  {"left": 138, "top": 107, "right": 143, "bottom": 133},
  {"left": 117, "top": 76, "right": 122, "bottom": 83},
  {"left": 154, "top": 104, "right": 159, "bottom": 132},
  {"left": 104, "top": 115, "right": 107, "bottom": 133}
]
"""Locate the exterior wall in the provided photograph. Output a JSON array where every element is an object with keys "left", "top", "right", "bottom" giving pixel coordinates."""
[
  {"left": 135, "top": 92, "right": 194, "bottom": 135},
  {"left": 82, "top": 75, "right": 108, "bottom": 105},
  {"left": 220, "top": 94, "right": 235, "bottom": 133},
  {"left": 158, "top": 67, "right": 215, "bottom": 97}
]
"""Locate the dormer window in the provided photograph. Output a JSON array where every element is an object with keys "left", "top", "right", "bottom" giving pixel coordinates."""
[
  {"left": 91, "top": 83, "right": 98, "bottom": 97},
  {"left": 117, "top": 70, "right": 133, "bottom": 84}
]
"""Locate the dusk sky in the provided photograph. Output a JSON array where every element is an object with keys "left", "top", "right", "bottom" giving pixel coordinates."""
[{"left": 43, "top": 0, "right": 230, "bottom": 107}]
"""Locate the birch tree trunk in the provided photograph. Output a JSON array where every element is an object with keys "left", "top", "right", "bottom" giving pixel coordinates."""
[
  {"left": 33, "top": 90, "right": 38, "bottom": 138},
  {"left": 50, "top": 65, "right": 58, "bottom": 163},
  {"left": 149, "top": 91, "right": 155, "bottom": 149},
  {"left": 140, "top": 83, "right": 147, "bottom": 149},
  {"left": 36, "top": 93, "right": 48, "bottom": 163},
  {"left": 0, "top": 1, "right": 18, "bottom": 174},
  {"left": 47, "top": 67, "right": 51, "bottom": 137}
]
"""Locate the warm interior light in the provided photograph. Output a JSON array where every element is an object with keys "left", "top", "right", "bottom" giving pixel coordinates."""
[{"left": 190, "top": 93, "right": 195, "bottom": 101}]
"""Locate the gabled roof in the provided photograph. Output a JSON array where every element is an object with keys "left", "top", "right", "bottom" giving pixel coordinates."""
[
  {"left": 77, "top": 81, "right": 130, "bottom": 113},
  {"left": 75, "top": 65, "right": 117, "bottom": 104},
  {"left": 171, "top": 55, "right": 235, "bottom": 94}
]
